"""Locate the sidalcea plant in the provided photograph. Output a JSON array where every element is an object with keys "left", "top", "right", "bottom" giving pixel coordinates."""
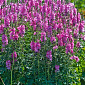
[{"left": 0, "top": 0, "right": 85, "bottom": 84}]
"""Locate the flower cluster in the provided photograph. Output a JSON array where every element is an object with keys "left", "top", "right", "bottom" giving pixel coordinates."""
[
  {"left": 55, "top": 65, "right": 60, "bottom": 72},
  {"left": 30, "top": 41, "right": 41, "bottom": 52},
  {"left": 46, "top": 50, "right": 52, "bottom": 61},
  {"left": 6, "top": 51, "right": 17, "bottom": 69},
  {"left": 9, "top": 28, "right": 19, "bottom": 40},
  {"left": 0, "top": 24, "right": 4, "bottom": 34},
  {"left": 2, "top": 34, "right": 8, "bottom": 47},
  {"left": 76, "top": 42, "right": 80, "bottom": 48},
  {"left": 17, "top": 25, "right": 25, "bottom": 38},
  {"left": 41, "top": 32, "right": 47, "bottom": 42},
  {"left": 70, "top": 55, "right": 79, "bottom": 62},
  {"left": 6, "top": 60, "right": 11, "bottom": 70}
]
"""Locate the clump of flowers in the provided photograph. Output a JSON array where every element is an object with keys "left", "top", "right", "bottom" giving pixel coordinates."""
[
  {"left": 70, "top": 55, "right": 79, "bottom": 62},
  {"left": 6, "top": 52, "right": 17, "bottom": 69},
  {"left": 76, "top": 42, "right": 80, "bottom": 48},
  {"left": 2, "top": 34, "right": 8, "bottom": 47},
  {"left": 6, "top": 60, "right": 11, "bottom": 70},
  {"left": 50, "top": 36, "right": 56, "bottom": 43},
  {"left": 0, "top": 24, "right": 4, "bottom": 34},
  {"left": 41, "top": 32, "right": 47, "bottom": 42},
  {"left": 30, "top": 41, "right": 41, "bottom": 52},
  {"left": 17, "top": 25, "right": 25, "bottom": 38},
  {"left": 9, "top": 28, "right": 19, "bottom": 41},
  {"left": 46, "top": 50, "right": 52, "bottom": 61}
]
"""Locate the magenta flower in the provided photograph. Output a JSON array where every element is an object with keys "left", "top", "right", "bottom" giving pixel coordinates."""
[
  {"left": 56, "top": 34, "right": 63, "bottom": 46},
  {"left": 57, "top": 0, "right": 61, "bottom": 7},
  {"left": 41, "top": 32, "right": 47, "bottom": 42},
  {"left": 17, "top": 25, "right": 25, "bottom": 37},
  {"left": 2, "top": 34, "right": 8, "bottom": 47},
  {"left": 0, "top": 24, "right": 4, "bottom": 34},
  {"left": 50, "top": 36, "right": 56, "bottom": 43},
  {"left": 0, "top": 8, "right": 2, "bottom": 19},
  {"left": 30, "top": 41, "right": 36, "bottom": 51},
  {"left": 83, "top": 35, "right": 85, "bottom": 41},
  {"left": 8, "top": 13, "right": 13, "bottom": 22},
  {"left": 57, "top": 23, "right": 63, "bottom": 31},
  {"left": 72, "top": 17, "right": 77, "bottom": 26},
  {"left": 0, "top": 0, "right": 5, "bottom": 6},
  {"left": 46, "top": 50, "right": 52, "bottom": 61},
  {"left": 35, "top": 42, "right": 41, "bottom": 52},
  {"left": 76, "top": 42, "right": 80, "bottom": 48},
  {"left": 71, "top": 42, "right": 74, "bottom": 49},
  {"left": 13, "top": 13, "right": 17, "bottom": 23},
  {"left": 19, "top": 3, "right": 27, "bottom": 16},
  {"left": 13, "top": 32, "right": 19, "bottom": 40},
  {"left": 9, "top": 28, "right": 19, "bottom": 40},
  {"left": 71, "top": 49, "right": 73, "bottom": 54},
  {"left": 73, "top": 32, "right": 78, "bottom": 39},
  {"left": 75, "top": 56, "right": 79, "bottom": 62},
  {"left": 6, "top": 60, "right": 11, "bottom": 70},
  {"left": 9, "top": 28, "right": 15, "bottom": 40},
  {"left": 4, "top": 16, "right": 10, "bottom": 28},
  {"left": 77, "top": 13, "right": 81, "bottom": 23},
  {"left": 34, "top": 32, "right": 36, "bottom": 35},
  {"left": 55, "top": 65, "right": 59, "bottom": 72},
  {"left": 70, "top": 55, "right": 79, "bottom": 62},
  {"left": 62, "top": 34, "right": 68, "bottom": 43},
  {"left": 2, "top": 7, "right": 8, "bottom": 17},
  {"left": 30, "top": 40, "right": 41, "bottom": 52},
  {"left": 1, "top": 48, "right": 5, "bottom": 52},
  {"left": 53, "top": 45, "right": 58, "bottom": 50},
  {"left": 66, "top": 44, "right": 71, "bottom": 54},
  {"left": 73, "top": 8, "right": 77, "bottom": 15},
  {"left": 24, "top": 0, "right": 28, "bottom": 3},
  {"left": 11, "top": 51, "right": 17, "bottom": 58},
  {"left": 79, "top": 22, "right": 84, "bottom": 33}
]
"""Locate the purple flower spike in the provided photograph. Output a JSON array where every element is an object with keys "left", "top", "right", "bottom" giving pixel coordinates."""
[
  {"left": 11, "top": 51, "right": 17, "bottom": 59},
  {"left": 55, "top": 65, "right": 59, "bottom": 72},
  {"left": 6, "top": 60, "right": 11, "bottom": 70},
  {"left": 76, "top": 42, "right": 80, "bottom": 48},
  {"left": 46, "top": 50, "right": 52, "bottom": 61}
]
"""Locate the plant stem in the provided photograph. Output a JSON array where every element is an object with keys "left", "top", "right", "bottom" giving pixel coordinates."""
[
  {"left": 43, "top": 42, "right": 46, "bottom": 77},
  {"left": 11, "top": 65, "right": 13, "bottom": 85},
  {"left": 45, "top": 61, "right": 46, "bottom": 77},
  {"left": 38, "top": 54, "right": 39, "bottom": 75},
  {"left": 54, "top": 50, "right": 57, "bottom": 85},
  {"left": 33, "top": 54, "right": 36, "bottom": 82},
  {"left": 48, "top": 63, "right": 49, "bottom": 80},
  {"left": 11, "top": 70, "right": 12, "bottom": 85}
]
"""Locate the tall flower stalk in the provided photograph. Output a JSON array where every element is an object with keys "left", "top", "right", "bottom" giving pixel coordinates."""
[{"left": 11, "top": 42, "right": 15, "bottom": 85}]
